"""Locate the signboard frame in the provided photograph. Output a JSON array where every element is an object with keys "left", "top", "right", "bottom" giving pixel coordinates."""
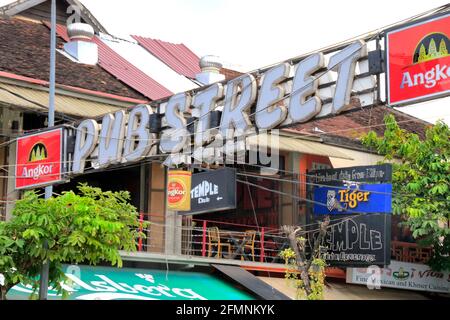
[
  {"left": 15, "top": 126, "right": 67, "bottom": 190},
  {"left": 307, "top": 164, "right": 393, "bottom": 267},
  {"left": 385, "top": 11, "right": 450, "bottom": 107},
  {"left": 180, "top": 167, "right": 237, "bottom": 216}
]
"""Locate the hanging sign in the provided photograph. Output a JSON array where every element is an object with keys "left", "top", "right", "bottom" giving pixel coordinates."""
[
  {"left": 167, "top": 170, "right": 192, "bottom": 211},
  {"left": 318, "top": 214, "right": 391, "bottom": 267},
  {"left": 69, "top": 39, "right": 377, "bottom": 174},
  {"left": 180, "top": 167, "right": 237, "bottom": 215},
  {"left": 313, "top": 183, "right": 392, "bottom": 215},
  {"left": 308, "top": 164, "right": 392, "bottom": 267},
  {"left": 15, "top": 127, "right": 64, "bottom": 189},
  {"left": 386, "top": 13, "right": 450, "bottom": 106}
]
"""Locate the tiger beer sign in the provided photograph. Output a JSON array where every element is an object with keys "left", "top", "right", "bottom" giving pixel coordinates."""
[
  {"left": 15, "top": 128, "right": 64, "bottom": 189},
  {"left": 386, "top": 13, "right": 450, "bottom": 106}
]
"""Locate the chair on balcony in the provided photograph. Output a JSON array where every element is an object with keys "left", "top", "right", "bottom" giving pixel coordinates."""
[
  {"left": 241, "top": 230, "right": 257, "bottom": 261},
  {"left": 207, "top": 227, "right": 231, "bottom": 259}
]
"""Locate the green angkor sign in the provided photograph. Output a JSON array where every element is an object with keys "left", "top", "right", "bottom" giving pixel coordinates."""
[{"left": 7, "top": 265, "right": 255, "bottom": 300}]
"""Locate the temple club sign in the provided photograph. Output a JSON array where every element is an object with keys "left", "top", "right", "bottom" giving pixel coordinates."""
[
  {"left": 386, "top": 13, "right": 450, "bottom": 106},
  {"left": 15, "top": 128, "right": 64, "bottom": 189}
]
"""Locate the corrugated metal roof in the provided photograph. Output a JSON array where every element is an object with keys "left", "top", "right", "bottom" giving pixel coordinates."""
[
  {"left": 0, "top": 83, "right": 124, "bottom": 117},
  {"left": 46, "top": 22, "right": 173, "bottom": 101},
  {"left": 132, "top": 36, "right": 201, "bottom": 79},
  {"left": 99, "top": 35, "right": 199, "bottom": 94},
  {"left": 93, "top": 37, "right": 173, "bottom": 100}
]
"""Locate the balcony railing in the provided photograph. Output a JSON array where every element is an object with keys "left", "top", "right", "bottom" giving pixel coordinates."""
[
  {"left": 136, "top": 213, "right": 434, "bottom": 266},
  {"left": 390, "top": 240, "right": 433, "bottom": 264}
]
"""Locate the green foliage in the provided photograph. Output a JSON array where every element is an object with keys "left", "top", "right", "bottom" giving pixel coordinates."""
[
  {"left": 279, "top": 249, "right": 326, "bottom": 300},
  {"left": 0, "top": 183, "right": 148, "bottom": 299},
  {"left": 362, "top": 115, "right": 450, "bottom": 270}
]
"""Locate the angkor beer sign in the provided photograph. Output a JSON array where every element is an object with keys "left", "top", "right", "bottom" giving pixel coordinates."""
[
  {"left": 167, "top": 170, "right": 192, "bottom": 211},
  {"left": 15, "top": 128, "right": 64, "bottom": 189},
  {"left": 386, "top": 13, "right": 450, "bottom": 106},
  {"left": 70, "top": 40, "right": 375, "bottom": 174}
]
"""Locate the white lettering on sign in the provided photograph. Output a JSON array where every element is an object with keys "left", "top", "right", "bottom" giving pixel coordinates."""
[
  {"left": 71, "top": 40, "right": 374, "bottom": 174},
  {"left": 123, "top": 105, "right": 154, "bottom": 162},
  {"left": 21, "top": 164, "right": 54, "bottom": 180},
  {"left": 288, "top": 53, "right": 325, "bottom": 123},
  {"left": 160, "top": 93, "right": 191, "bottom": 153},
  {"left": 400, "top": 64, "right": 450, "bottom": 89},
  {"left": 192, "top": 83, "right": 224, "bottom": 147},
  {"left": 328, "top": 40, "right": 366, "bottom": 114},
  {"left": 219, "top": 74, "right": 257, "bottom": 140},
  {"left": 72, "top": 119, "right": 99, "bottom": 174},
  {"left": 255, "top": 62, "right": 290, "bottom": 129},
  {"left": 98, "top": 110, "right": 126, "bottom": 168},
  {"left": 191, "top": 180, "right": 219, "bottom": 198}
]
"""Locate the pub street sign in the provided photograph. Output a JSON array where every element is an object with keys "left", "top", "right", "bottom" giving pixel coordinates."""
[{"left": 68, "top": 39, "right": 376, "bottom": 176}]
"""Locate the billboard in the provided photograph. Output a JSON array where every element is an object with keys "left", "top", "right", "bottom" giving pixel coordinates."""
[
  {"left": 347, "top": 260, "right": 450, "bottom": 293},
  {"left": 308, "top": 164, "right": 392, "bottom": 267},
  {"left": 386, "top": 13, "right": 450, "bottom": 106},
  {"left": 313, "top": 184, "right": 392, "bottom": 215},
  {"left": 180, "top": 167, "right": 237, "bottom": 215},
  {"left": 15, "top": 128, "right": 64, "bottom": 189},
  {"left": 319, "top": 214, "right": 391, "bottom": 267}
]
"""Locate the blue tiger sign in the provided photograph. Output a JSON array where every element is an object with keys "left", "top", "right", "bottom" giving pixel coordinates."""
[{"left": 313, "top": 183, "right": 392, "bottom": 215}]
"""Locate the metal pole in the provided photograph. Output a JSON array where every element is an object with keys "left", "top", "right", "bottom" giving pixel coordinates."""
[{"left": 39, "top": 0, "right": 56, "bottom": 300}]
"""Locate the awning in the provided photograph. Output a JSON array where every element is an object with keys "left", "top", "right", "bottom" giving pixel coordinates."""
[
  {"left": 246, "top": 134, "right": 354, "bottom": 160},
  {"left": 212, "top": 264, "right": 290, "bottom": 300},
  {"left": 328, "top": 147, "right": 386, "bottom": 168},
  {"left": 0, "top": 83, "right": 125, "bottom": 118},
  {"left": 7, "top": 264, "right": 255, "bottom": 300},
  {"left": 257, "top": 277, "right": 429, "bottom": 300}
]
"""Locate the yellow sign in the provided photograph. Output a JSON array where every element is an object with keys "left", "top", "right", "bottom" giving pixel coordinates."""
[
  {"left": 167, "top": 170, "right": 192, "bottom": 211},
  {"left": 337, "top": 189, "right": 370, "bottom": 209}
]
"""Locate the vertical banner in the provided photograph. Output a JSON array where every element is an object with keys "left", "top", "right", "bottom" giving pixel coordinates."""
[
  {"left": 15, "top": 127, "right": 64, "bottom": 189},
  {"left": 167, "top": 170, "right": 192, "bottom": 211}
]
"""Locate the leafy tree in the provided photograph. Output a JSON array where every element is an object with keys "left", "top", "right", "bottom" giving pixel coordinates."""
[
  {"left": 0, "top": 184, "right": 147, "bottom": 300},
  {"left": 362, "top": 115, "right": 450, "bottom": 270}
]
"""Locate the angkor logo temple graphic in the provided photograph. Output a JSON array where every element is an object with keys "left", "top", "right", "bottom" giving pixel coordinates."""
[
  {"left": 413, "top": 32, "right": 450, "bottom": 63},
  {"left": 28, "top": 142, "right": 48, "bottom": 162}
]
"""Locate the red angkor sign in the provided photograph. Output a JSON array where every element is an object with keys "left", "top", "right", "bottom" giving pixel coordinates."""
[
  {"left": 15, "top": 128, "right": 63, "bottom": 189},
  {"left": 386, "top": 13, "right": 450, "bottom": 106}
]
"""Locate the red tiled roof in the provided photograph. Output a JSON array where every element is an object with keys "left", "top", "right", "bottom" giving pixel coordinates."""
[
  {"left": 0, "top": 18, "right": 145, "bottom": 100},
  {"left": 44, "top": 22, "right": 173, "bottom": 101},
  {"left": 285, "top": 105, "right": 430, "bottom": 141},
  {"left": 132, "top": 35, "right": 201, "bottom": 79},
  {"left": 93, "top": 37, "right": 173, "bottom": 101},
  {"left": 220, "top": 67, "right": 243, "bottom": 80}
]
